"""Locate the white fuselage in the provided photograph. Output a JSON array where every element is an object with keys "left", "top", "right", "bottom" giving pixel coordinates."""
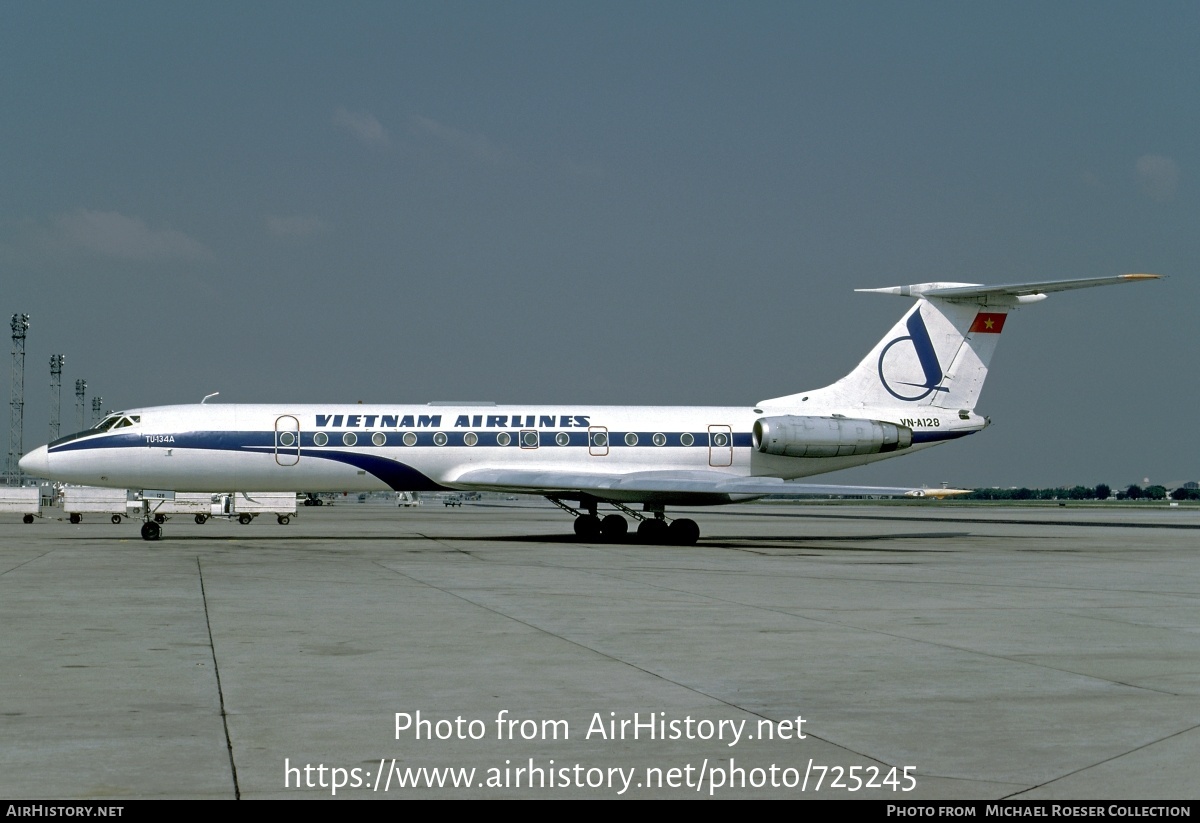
[{"left": 25, "top": 402, "right": 983, "bottom": 502}]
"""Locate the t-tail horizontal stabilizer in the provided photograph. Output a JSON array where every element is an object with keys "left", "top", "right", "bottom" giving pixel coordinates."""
[
  {"left": 855, "top": 273, "right": 1162, "bottom": 305},
  {"left": 760, "top": 273, "right": 1161, "bottom": 411}
]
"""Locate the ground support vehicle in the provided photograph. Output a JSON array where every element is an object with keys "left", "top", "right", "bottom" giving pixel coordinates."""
[
  {"left": 148, "top": 493, "right": 218, "bottom": 525},
  {"left": 0, "top": 487, "right": 41, "bottom": 523},
  {"left": 210, "top": 492, "right": 298, "bottom": 525},
  {"left": 63, "top": 486, "right": 140, "bottom": 524}
]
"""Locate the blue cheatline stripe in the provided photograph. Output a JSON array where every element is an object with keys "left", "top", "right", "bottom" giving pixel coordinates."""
[
  {"left": 49, "top": 430, "right": 755, "bottom": 452},
  {"left": 49, "top": 431, "right": 273, "bottom": 454},
  {"left": 44, "top": 427, "right": 975, "bottom": 490},
  {"left": 49, "top": 428, "right": 965, "bottom": 452},
  {"left": 49, "top": 428, "right": 967, "bottom": 453},
  {"left": 212, "top": 447, "right": 449, "bottom": 491},
  {"left": 47, "top": 431, "right": 446, "bottom": 491},
  {"left": 300, "top": 451, "right": 449, "bottom": 491},
  {"left": 45, "top": 429, "right": 751, "bottom": 493}
]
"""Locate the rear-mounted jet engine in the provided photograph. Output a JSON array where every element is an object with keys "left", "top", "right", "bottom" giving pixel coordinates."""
[{"left": 752, "top": 415, "right": 912, "bottom": 458}]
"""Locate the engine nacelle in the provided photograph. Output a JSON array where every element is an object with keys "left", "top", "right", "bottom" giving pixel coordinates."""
[{"left": 752, "top": 415, "right": 912, "bottom": 458}]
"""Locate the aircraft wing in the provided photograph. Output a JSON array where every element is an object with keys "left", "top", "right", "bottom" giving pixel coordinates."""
[{"left": 451, "top": 468, "right": 928, "bottom": 501}]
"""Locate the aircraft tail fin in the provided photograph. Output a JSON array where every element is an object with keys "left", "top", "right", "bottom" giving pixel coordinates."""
[{"left": 758, "top": 274, "right": 1160, "bottom": 412}]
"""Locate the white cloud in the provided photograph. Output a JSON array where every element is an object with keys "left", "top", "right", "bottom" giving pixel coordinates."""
[
  {"left": 1135, "top": 154, "right": 1179, "bottom": 202},
  {"left": 266, "top": 215, "right": 328, "bottom": 238},
  {"left": 53, "top": 210, "right": 210, "bottom": 261},
  {"left": 410, "top": 115, "right": 507, "bottom": 163},
  {"left": 334, "top": 108, "right": 390, "bottom": 146}
]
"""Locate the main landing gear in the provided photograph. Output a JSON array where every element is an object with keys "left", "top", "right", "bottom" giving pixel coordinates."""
[{"left": 549, "top": 498, "right": 700, "bottom": 546}]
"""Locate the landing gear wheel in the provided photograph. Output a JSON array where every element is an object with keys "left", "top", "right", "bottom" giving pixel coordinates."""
[
  {"left": 194, "top": 514, "right": 208, "bottom": 524},
  {"left": 600, "top": 514, "right": 628, "bottom": 539},
  {"left": 303, "top": 498, "right": 313, "bottom": 507},
  {"left": 69, "top": 513, "right": 81, "bottom": 524},
  {"left": 153, "top": 513, "right": 166, "bottom": 524},
  {"left": 238, "top": 513, "right": 253, "bottom": 525},
  {"left": 23, "top": 514, "right": 34, "bottom": 524},
  {"left": 140, "top": 520, "right": 161, "bottom": 541},
  {"left": 315, "top": 498, "right": 323, "bottom": 506},
  {"left": 111, "top": 514, "right": 122, "bottom": 524},
  {"left": 637, "top": 518, "right": 670, "bottom": 544},
  {"left": 668, "top": 518, "right": 700, "bottom": 546},
  {"left": 573, "top": 514, "right": 602, "bottom": 539},
  {"left": 277, "top": 515, "right": 290, "bottom": 525}
]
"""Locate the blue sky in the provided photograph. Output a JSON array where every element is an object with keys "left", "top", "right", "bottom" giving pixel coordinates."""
[{"left": 1, "top": 2, "right": 1194, "bottom": 488}]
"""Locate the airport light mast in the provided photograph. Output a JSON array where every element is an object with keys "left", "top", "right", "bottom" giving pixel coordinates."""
[
  {"left": 75, "top": 379, "right": 86, "bottom": 432},
  {"left": 49, "top": 354, "right": 64, "bottom": 443},
  {"left": 8, "top": 313, "right": 29, "bottom": 485}
]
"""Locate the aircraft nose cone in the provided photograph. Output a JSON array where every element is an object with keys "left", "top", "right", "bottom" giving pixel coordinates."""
[{"left": 19, "top": 445, "right": 49, "bottom": 477}]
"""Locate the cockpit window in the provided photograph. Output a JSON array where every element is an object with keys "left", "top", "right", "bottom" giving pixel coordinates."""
[
  {"left": 51, "top": 413, "right": 138, "bottom": 448},
  {"left": 91, "top": 414, "right": 140, "bottom": 432},
  {"left": 93, "top": 414, "right": 123, "bottom": 432}
]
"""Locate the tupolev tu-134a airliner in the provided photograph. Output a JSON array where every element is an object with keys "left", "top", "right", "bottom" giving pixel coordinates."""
[{"left": 20, "top": 274, "right": 1160, "bottom": 543}]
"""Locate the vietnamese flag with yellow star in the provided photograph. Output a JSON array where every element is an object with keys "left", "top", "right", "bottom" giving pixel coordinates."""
[{"left": 969, "top": 312, "right": 1007, "bottom": 333}]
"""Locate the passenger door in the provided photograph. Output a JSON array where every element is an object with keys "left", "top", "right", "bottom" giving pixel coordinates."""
[
  {"left": 275, "top": 415, "right": 300, "bottom": 466},
  {"left": 708, "top": 424, "right": 733, "bottom": 467}
]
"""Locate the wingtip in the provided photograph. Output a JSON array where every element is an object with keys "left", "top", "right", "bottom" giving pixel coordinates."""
[{"left": 1120, "top": 273, "right": 1163, "bottom": 281}]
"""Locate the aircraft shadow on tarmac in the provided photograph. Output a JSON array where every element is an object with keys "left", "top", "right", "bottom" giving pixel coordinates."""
[
  {"left": 443, "top": 530, "right": 973, "bottom": 550},
  {"left": 61, "top": 528, "right": 971, "bottom": 551}
]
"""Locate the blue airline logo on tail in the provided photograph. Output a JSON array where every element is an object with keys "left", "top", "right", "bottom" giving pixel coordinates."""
[{"left": 877, "top": 308, "right": 947, "bottom": 401}]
